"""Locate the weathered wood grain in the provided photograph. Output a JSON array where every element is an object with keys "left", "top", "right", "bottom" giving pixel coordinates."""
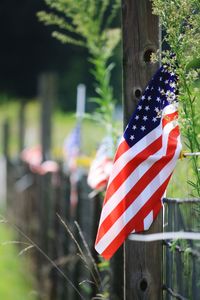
[{"left": 121, "top": 0, "right": 163, "bottom": 299}]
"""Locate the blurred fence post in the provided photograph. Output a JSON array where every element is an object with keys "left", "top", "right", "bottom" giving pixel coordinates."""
[
  {"left": 56, "top": 172, "right": 71, "bottom": 300},
  {"left": 90, "top": 192, "right": 102, "bottom": 298},
  {"left": 3, "top": 119, "right": 10, "bottom": 161},
  {"left": 18, "top": 102, "right": 25, "bottom": 153},
  {"left": 37, "top": 72, "right": 58, "bottom": 296},
  {"left": 3, "top": 119, "right": 10, "bottom": 209},
  {"left": 38, "top": 72, "right": 57, "bottom": 161},
  {"left": 71, "top": 174, "right": 93, "bottom": 300},
  {"left": 122, "top": 0, "right": 162, "bottom": 299}
]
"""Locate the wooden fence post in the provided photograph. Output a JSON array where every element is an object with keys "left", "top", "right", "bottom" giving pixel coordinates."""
[
  {"left": 3, "top": 119, "right": 10, "bottom": 161},
  {"left": 121, "top": 1, "right": 163, "bottom": 299},
  {"left": 73, "top": 174, "right": 93, "bottom": 300},
  {"left": 38, "top": 72, "right": 57, "bottom": 161},
  {"left": 18, "top": 102, "right": 25, "bottom": 153},
  {"left": 3, "top": 119, "right": 11, "bottom": 210},
  {"left": 36, "top": 72, "right": 58, "bottom": 296}
]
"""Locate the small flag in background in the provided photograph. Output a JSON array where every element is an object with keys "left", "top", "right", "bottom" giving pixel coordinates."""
[
  {"left": 21, "top": 145, "right": 42, "bottom": 166},
  {"left": 63, "top": 122, "right": 81, "bottom": 212},
  {"left": 63, "top": 122, "right": 81, "bottom": 171},
  {"left": 21, "top": 145, "right": 59, "bottom": 175},
  {"left": 87, "top": 136, "right": 114, "bottom": 191},
  {"left": 95, "top": 65, "right": 182, "bottom": 260}
]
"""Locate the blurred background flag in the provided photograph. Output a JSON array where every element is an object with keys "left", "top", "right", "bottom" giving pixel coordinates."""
[
  {"left": 21, "top": 145, "right": 59, "bottom": 175},
  {"left": 95, "top": 65, "right": 182, "bottom": 259},
  {"left": 21, "top": 145, "right": 42, "bottom": 166},
  {"left": 63, "top": 122, "right": 81, "bottom": 171},
  {"left": 87, "top": 136, "right": 114, "bottom": 191},
  {"left": 63, "top": 84, "right": 86, "bottom": 171},
  {"left": 63, "top": 84, "right": 86, "bottom": 211},
  {"left": 63, "top": 122, "right": 81, "bottom": 210}
]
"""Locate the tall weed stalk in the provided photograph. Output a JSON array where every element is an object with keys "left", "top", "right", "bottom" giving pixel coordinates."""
[
  {"left": 152, "top": 0, "right": 200, "bottom": 196},
  {"left": 37, "top": 0, "right": 121, "bottom": 137},
  {"left": 37, "top": 2, "right": 121, "bottom": 297}
]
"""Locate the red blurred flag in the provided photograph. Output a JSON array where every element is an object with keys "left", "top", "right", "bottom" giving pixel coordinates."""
[
  {"left": 21, "top": 146, "right": 59, "bottom": 175},
  {"left": 87, "top": 136, "right": 114, "bottom": 191}
]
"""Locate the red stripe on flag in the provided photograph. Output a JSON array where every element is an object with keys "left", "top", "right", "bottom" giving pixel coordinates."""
[
  {"left": 104, "top": 136, "right": 162, "bottom": 204},
  {"left": 95, "top": 179, "right": 108, "bottom": 190},
  {"left": 101, "top": 175, "right": 171, "bottom": 259},
  {"left": 114, "top": 139, "right": 130, "bottom": 162},
  {"left": 162, "top": 111, "right": 178, "bottom": 128}
]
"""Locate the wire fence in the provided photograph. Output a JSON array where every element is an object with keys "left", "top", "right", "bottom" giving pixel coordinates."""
[
  {"left": 163, "top": 198, "right": 200, "bottom": 300},
  {"left": 6, "top": 159, "right": 104, "bottom": 300},
  {"left": 5, "top": 155, "right": 200, "bottom": 300}
]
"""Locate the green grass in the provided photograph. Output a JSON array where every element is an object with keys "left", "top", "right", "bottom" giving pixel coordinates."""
[
  {"left": 0, "top": 222, "right": 38, "bottom": 300},
  {"left": 167, "top": 157, "right": 195, "bottom": 198},
  {"left": 0, "top": 86, "right": 199, "bottom": 298},
  {"left": 53, "top": 108, "right": 107, "bottom": 157},
  {"left": 0, "top": 100, "right": 107, "bottom": 158}
]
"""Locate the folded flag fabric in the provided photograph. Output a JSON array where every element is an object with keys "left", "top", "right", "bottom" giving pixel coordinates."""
[
  {"left": 95, "top": 65, "right": 182, "bottom": 260},
  {"left": 21, "top": 145, "right": 59, "bottom": 175},
  {"left": 21, "top": 145, "right": 42, "bottom": 166},
  {"left": 87, "top": 136, "right": 114, "bottom": 191},
  {"left": 30, "top": 160, "right": 59, "bottom": 175}
]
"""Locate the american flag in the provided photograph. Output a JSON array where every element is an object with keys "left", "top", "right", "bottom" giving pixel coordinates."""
[
  {"left": 63, "top": 122, "right": 81, "bottom": 211},
  {"left": 63, "top": 122, "right": 81, "bottom": 171},
  {"left": 87, "top": 136, "right": 114, "bottom": 191},
  {"left": 95, "top": 65, "right": 182, "bottom": 259}
]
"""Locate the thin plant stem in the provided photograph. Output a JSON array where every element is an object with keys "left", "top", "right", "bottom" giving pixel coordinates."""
[
  {"left": 0, "top": 214, "right": 86, "bottom": 300},
  {"left": 56, "top": 213, "right": 86, "bottom": 262},
  {"left": 57, "top": 214, "right": 102, "bottom": 292},
  {"left": 74, "top": 221, "right": 102, "bottom": 290}
]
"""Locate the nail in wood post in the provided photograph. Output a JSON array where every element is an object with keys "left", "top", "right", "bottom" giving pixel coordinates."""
[{"left": 121, "top": 1, "right": 162, "bottom": 299}]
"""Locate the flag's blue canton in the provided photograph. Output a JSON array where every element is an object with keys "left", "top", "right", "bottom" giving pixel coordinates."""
[{"left": 124, "top": 65, "right": 177, "bottom": 147}]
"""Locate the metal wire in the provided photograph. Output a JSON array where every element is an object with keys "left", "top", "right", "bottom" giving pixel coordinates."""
[
  {"left": 163, "top": 197, "right": 200, "bottom": 204},
  {"left": 163, "top": 240, "right": 200, "bottom": 259},
  {"left": 128, "top": 231, "right": 200, "bottom": 242},
  {"left": 163, "top": 285, "right": 188, "bottom": 300}
]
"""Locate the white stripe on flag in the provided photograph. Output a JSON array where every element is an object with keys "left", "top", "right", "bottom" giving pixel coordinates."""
[{"left": 144, "top": 211, "right": 153, "bottom": 230}]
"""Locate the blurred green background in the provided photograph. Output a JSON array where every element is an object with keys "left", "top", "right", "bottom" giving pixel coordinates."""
[{"left": 0, "top": 0, "right": 121, "bottom": 111}]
